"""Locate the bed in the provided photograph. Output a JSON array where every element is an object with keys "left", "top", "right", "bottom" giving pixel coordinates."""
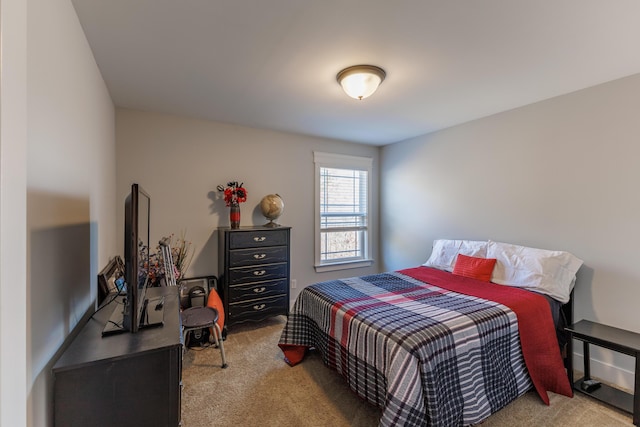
[{"left": 278, "top": 240, "right": 583, "bottom": 426}]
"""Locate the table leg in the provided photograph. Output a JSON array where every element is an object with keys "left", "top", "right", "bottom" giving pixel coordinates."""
[
  {"left": 583, "top": 341, "right": 591, "bottom": 380},
  {"left": 567, "top": 335, "right": 574, "bottom": 385},
  {"left": 634, "top": 353, "right": 639, "bottom": 426}
]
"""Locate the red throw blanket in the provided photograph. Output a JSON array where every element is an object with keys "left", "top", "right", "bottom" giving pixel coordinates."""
[{"left": 401, "top": 267, "right": 572, "bottom": 404}]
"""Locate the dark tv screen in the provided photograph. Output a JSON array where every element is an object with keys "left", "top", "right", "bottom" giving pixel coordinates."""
[
  {"left": 123, "top": 183, "right": 151, "bottom": 333},
  {"left": 102, "top": 183, "right": 151, "bottom": 335}
]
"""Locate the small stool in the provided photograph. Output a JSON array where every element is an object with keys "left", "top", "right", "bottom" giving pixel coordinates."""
[{"left": 181, "top": 306, "right": 227, "bottom": 368}]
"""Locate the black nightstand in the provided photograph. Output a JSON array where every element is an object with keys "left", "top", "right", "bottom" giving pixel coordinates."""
[{"left": 565, "top": 319, "right": 640, "bottom": 425}]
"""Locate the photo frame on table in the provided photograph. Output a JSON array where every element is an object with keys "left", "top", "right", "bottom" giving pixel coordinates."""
[{"left": 97, "top": 255, "right": 124, "bottom": 305}]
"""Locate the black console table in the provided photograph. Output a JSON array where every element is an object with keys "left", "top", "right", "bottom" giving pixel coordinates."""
[
  {"left": 565, "top": 319, "right": 640, "bottom": 425},
  {"left": 53, "top": 286, "right": 182, "bottom": 427}
]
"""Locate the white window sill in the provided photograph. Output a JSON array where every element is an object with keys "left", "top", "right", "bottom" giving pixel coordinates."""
[{"left": 314, "top": 259, "right": 374, "bottom": 273}]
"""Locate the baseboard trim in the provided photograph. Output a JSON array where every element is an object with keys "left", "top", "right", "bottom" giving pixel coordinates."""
[{"left": 573, "top": 351, "right": 634, "bottom": 392}]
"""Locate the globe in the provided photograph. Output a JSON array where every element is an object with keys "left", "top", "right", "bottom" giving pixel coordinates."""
[{"left": 259, "top": 194, "right": 284, "bottom": 227}]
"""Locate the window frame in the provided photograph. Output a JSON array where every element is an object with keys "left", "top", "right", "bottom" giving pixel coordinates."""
[{"left": 314, "top": 151, "right": 373, "bottom": 272}]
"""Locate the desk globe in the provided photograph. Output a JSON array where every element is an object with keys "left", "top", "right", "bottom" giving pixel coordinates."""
[{"left": 259, "top": 194, "right": 284, "bottom": 227}]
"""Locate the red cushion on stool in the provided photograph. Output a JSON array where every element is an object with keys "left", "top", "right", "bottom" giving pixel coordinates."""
[{"left": 206, "top": 289, "right": 225, "bottom": 330}]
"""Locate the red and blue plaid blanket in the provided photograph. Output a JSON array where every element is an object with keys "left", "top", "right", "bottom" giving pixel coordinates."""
[{"left": 279, "top": 267, "right": 571, "bottom": 426}]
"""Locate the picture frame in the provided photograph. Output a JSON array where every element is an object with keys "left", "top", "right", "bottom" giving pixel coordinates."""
[{"left": 97, "top": 255, "right": 124, "bottom": 305}]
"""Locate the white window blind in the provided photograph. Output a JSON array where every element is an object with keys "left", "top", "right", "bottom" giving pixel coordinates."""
[{"left": 320, "top": 167, "right": 367, "bottom": 260}]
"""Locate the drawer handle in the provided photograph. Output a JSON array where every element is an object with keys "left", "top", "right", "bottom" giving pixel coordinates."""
[
  {"left": 253, "top": 287, "right": 266, "bottom": 293},
  {"left": 253, "top": 304, "right": 266, "bottom": 311},
  {"left": 253, "top": 236, "right": 267, "bottom": 242},
  {"left": 253, "top": 270, "right": 266, "bottom": 276},
  {"left": 253, "top": 254, "right": 266, "bottom": 260}
]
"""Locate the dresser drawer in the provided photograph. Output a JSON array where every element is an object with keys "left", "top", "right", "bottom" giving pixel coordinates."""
[
  {"left": 228, "top": 263, "right": 287, "bottom": 285},
  {"left": 228, "top": 294, "right": 289, "bottom": 323},
  {"left": 228, "top": 279, "right": 288, "bottom": 303},
  {"left": 229, "top": 229, "right": 288, "bottom": 249},
  {"left": 229, "top": 246, "right": 288, "bottom": 267}
]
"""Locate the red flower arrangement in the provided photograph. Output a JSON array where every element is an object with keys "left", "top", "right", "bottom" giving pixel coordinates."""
[{"left": 217, "top": 181, "right": 248, "bottom": 207}]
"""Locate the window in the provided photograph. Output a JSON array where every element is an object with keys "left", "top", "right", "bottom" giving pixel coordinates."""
[{"left": 314, "top": 152, "right": 373, "bottom": 272}]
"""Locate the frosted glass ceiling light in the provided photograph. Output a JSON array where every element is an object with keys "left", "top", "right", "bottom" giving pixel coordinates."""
[{"left": 336, "top": 65, "right": 386, "bottom": 100}]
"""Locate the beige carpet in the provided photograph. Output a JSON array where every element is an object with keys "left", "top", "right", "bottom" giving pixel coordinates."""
[{"left": 181, "top": 317, "right": 633, "bottom": 426}]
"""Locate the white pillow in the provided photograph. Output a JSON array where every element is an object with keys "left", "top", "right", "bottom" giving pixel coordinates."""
[
  {"left": 423, "top": 239, "right": 488, "bottom": 272},
  {"left": 487, "top": 240, "right": 583, "bottom": 303}
]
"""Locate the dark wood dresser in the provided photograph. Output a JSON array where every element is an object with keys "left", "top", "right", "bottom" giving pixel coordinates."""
[
  {"left": 53, "top": 286, "right": 182, "bottom": 427},
  {"left": 218, "top": 226, "right": 291, "bottom": 329}
]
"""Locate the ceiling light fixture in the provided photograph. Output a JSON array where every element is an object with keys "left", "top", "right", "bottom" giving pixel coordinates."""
[{"left": 336, "top": 65, "right": 386, "bottom": 100}]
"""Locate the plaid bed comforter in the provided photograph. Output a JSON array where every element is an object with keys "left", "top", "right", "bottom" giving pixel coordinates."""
[{"left": 279, "top": 268, "right": 566, "bottom": 426}]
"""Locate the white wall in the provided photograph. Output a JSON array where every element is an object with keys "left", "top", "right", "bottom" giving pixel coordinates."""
[
  {"left": 116, "top": 109, "right": 381, "bottom": 302},
  {"left": 381, "top": 73, "right": 640, "bottom": 390},
  {"left": 25, "top": 0, "right": 116, "bottom": 426},
  {"left": 1, "top": 0, "right": 28, "bottom": 426}
]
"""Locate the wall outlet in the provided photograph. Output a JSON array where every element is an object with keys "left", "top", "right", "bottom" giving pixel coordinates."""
[{"left": 291, "top": 279, "right": 297, "bottom": 289}]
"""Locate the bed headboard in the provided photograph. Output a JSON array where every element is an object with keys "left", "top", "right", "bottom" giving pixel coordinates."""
[
  {"left": 559, "top": 289, "right": 574, "bottom": 372},
  {"left": 562, "top": 289, "right": 574, "bottom": 327}
]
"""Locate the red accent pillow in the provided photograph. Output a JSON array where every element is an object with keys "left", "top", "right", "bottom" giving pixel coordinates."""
[{"left": 452, "top": 254, "right": 497, "bottom": 282}]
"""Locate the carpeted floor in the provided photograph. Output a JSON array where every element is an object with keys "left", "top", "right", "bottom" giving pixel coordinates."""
[{"left": 180, "top": 317, "right": 633, "bottom": 426}]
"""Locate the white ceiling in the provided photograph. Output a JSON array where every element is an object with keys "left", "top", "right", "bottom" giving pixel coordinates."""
[{"left": 71, "top": 0, "right": 640, "bottom": 146}]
